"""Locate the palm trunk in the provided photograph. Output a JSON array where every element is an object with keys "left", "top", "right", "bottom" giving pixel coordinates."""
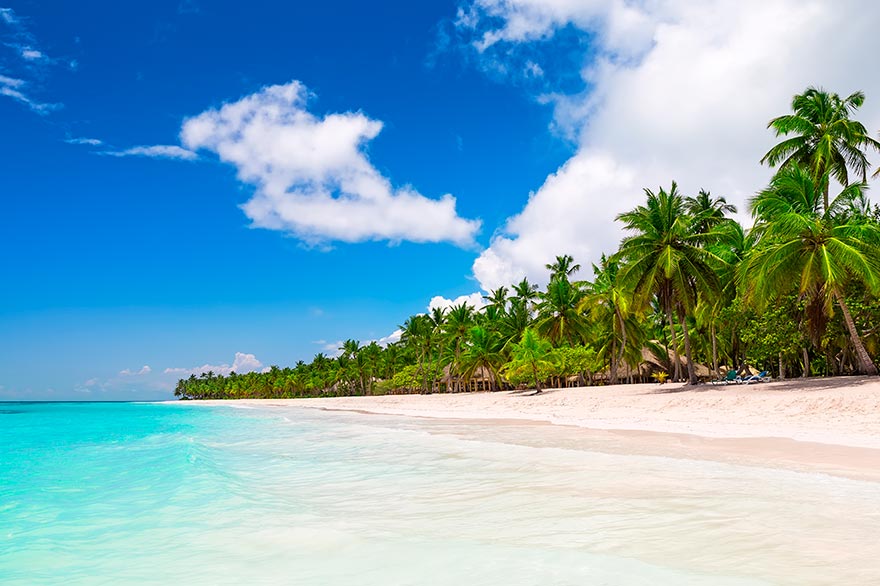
[
  {"left": 616, "top": 308, "right": 628, "bottom": 384},
  {"left": 711, "top": 323, "right": 719, "bottom": 376},
  {"left": 677, "top": 305, "right": 699, "bottom": 385},
  {"left": 610, "top": 337, "right": 618, "bottom": 385},
  {"left": 778, "top": 353, "right": 786, "bottom": 380},
  {"left": 802, "top": 347, "right": 809, "bottom": 377},
  {"left": 834, "top": 289, "right": 878, "bottom": 375},
  {"left": 667, "top": 304, "right": 682, "bottom": 382},
  {"left": 532, "top": 362, "right": 542, "bottom": 393}
]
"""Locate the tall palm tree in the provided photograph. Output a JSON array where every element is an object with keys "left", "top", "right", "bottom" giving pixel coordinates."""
[
  {"left": 617, "top": 182, "right": 723, "bottom": 384},
  {"left": 545, "top": 254, "right": 581, "bottom": 281},
  {"left": 483, "top": 286, "right": 510, "bottom": 314},
  {"left": 744, "top": 164, "right": 880, "bottom": 375},
  {"left": 443, "top": 303, "right": 475, "bottom": 392},
  {"left": 534, "top": 277, "right": 589, "bottom": 347},
  {"left": 503, "top": 328, "right": 553, "bottom": 393},
  {"left": 685, "top": 190, "right": 737, "bottom": 236},
  {"left": 460, "top": 325, "right": 505, "bottom": 391},
  {"left": 579, "top": 254, "right": 630, "bottom": 384},
  {"left": 761, "top": 87, "right": 880, "bottom": 210},
  {"left": 400, "top": 315, "right": 433, "bottom": 393},
  {"left": 511, "top": 277, "right": 540, "bottom": 315}
]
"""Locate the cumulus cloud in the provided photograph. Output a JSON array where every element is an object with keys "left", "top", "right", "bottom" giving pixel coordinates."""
[
  {"left": 164, "top": 352, "right": 265, "bottom": 376},
  {"left": 104, "top": 145, "right": 197, "bottom": 160},
  {"left": 428, "top": 291, "right": 487, "bottom": 312},
  {"left": 458, "top": 0, "right": 880, "bottom": 290},
  {"left": 180, "top": 81, "right": 481, "bottom": 247}
]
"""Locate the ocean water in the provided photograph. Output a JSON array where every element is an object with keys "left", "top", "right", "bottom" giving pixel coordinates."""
[{"left": 2, "top": 402, "right": 879, "bottom": 585}]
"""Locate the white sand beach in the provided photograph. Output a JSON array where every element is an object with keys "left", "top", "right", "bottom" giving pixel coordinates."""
[{"left": 194, "top": 376, "right": 880, "bottom": 481}]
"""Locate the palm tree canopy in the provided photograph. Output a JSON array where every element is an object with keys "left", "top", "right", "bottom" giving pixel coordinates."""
[
  {"left": 744, "top": 165, "right": 880, "bottom": 310},
  {"left": 685, "top": 189, "right": 737, "bottom": 235},
  {"left": 546, "top": 254, "right": 581, "bottom": 280},
  {"left": 761, "top": 87, "right": 880, "bottom": 186},
  {"left": 616, "top": 182, "right": 724, "bottom": 313}
]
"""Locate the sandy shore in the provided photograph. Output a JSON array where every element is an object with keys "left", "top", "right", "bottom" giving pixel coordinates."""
[{"left": 191, "top": 376, "right": 880, "bottom": 481}]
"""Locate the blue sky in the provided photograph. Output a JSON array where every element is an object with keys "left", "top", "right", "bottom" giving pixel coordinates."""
[
  {"left": 1, "top": 0, "right": 576, "bottom": 399},
  {"left": 2, "top": 0, "right": 878, "bottom": 400}
]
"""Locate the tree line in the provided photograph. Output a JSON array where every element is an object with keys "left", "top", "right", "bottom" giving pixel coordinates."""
[{"left": 175, "top": 86, "right": 880, "bottom": 400}]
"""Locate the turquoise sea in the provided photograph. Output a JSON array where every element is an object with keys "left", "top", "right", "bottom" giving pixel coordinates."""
[{"left": 2, "top": 402, "right": 879, "bottom": 585}]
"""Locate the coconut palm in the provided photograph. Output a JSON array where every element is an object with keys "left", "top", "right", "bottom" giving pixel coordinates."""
[
  {"left": 511, "top": 277, "right": 540, "bottom": 314},
  {"left": 579, "top": 254, "right": 630, "bottom": 384},
  {"left": 400, "top": 315, "right": 434, "bottom": 393},
  {"left": 503, "top": 328, "right": 553, "bottom": 393},
  {"left": 534, "top": 277, "right": 589, "bottom": 347},
  {"left": 744, "top": 164, "right": 880, "bottom": 375},
  {"left": 616, "top": 182, "right": 724, "bottom": 384},
  {"left": 545, "top": 254, "right": 581, "bottom": 281},
  {"left": 460, "top": 325, "right": 505, "bottom": 391},
  {"left": 761, "top": 87, "right": 880, "bottom": 209},
  {"left": 442, "top": 303, "right": 476, "bottom": 392},
  {"left": 482, "top": 286, "right": 510, "bottom": 314},
  {"left": 685, "top": 190, "right": 737, "bottom": 236}
]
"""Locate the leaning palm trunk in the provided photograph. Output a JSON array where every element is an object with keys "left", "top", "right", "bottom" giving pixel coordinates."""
[
  {"left": 834, "top": 290, "right": 878, "bottom": 375},
  {"left": 677, "top": 305, "right": 699, "bottom": 384}
]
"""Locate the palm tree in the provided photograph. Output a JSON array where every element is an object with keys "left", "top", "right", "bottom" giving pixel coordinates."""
[
  {"left": 442, "top": 303, "right": 475, "bottom": 392},
  {"left": 511, "top": 277, "right": 539, "bottom": 314},
  {"left": 761, "top": 87, "right": 880, "bottom": 210},
  {"left": 483, "top": 286, "right": 510, "bottom": 314},
  {"left": 545, "top": 254, "right": 581, "bottom": 280},
  {"left": 579, "top": 254, "right": 630, "bottom": 384},
  {"left": 503, "top": 328, "right": 553, "bottom": 393},
  {"left": 400, "top": 315, "right": 434, "bottom": 393},
  {"left": 685, "top": 190, "right": 737, "bottom": 236},
  {"left": 460, "top": 325, "right": 505, "bottom": 391},
  {"left": 617, "top": 182, "right": 724, "bottom": 384},
  {"left": 534, "top": 275, "right": 589, "bottom": 347},
  {"left": 744, "top": 164, "right": 880, "bottom": 375}
]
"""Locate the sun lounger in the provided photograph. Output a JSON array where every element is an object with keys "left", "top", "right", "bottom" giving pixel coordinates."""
[
  {"left": 711, "top": 370, "right": 740, "bottom": 385},
  {"left": 743, "top": 371, "right": 771, "bottom": 384}
]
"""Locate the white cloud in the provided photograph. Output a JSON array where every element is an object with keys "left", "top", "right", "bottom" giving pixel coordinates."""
[
  {"left": 377, "top": 328, "right": 403, "bottom": 347},
  {"left": 180, "top": 81, "right": 481, "bottom": 247},
  {"left": 428, "top": 292, "right": 487, "bottom": 312},
  {"left": 65, "top": 137, "right": 103, "bottom": 146},
  {"left": 0, "top": 8, "right": 64, "bottom": 112},
  {"left": 0, "top": 7, "right": 17, "bottom": 24},
  {"left": 20, "top": 47, "right": 42, "bottom": 60},
  {"left": 0, "top": 74, "right": 58, "bottom": 113},
  {"left": 164, "top": 352, "right": 265, "bottom": 377},
  {"left": 460, "top": 0, "right": 880, "bottom": 290},
  {"left": 104, "top": 145, "right": 197, "bottom": 160},
  {"left": 120, "top": 365, "right": 152, "bottom": 376}
]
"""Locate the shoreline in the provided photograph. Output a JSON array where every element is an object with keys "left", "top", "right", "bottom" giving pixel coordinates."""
[{"left": 184, "top": 376, "right": 880, "bottom": 482}]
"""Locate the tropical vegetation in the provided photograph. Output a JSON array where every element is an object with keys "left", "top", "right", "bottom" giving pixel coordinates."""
[{"left": 175, "top": 86, "right": 880, "bottom": 400}]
